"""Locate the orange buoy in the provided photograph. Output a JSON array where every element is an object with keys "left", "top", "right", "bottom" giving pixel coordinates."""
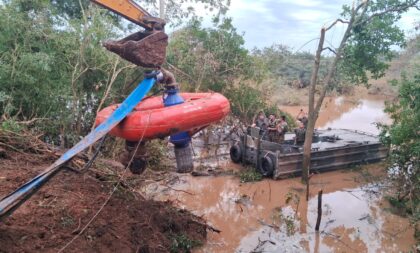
[{"left": 95, "top": 92, "right": 230, "bottom": 141}]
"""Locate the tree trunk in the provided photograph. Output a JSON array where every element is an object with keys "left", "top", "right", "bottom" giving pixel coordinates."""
[
  {"left": 302, "top": 9, "right": 357, "bottom": 187},
  {"left": 302, "top": 28, "right": 325, "bottom": 184}
]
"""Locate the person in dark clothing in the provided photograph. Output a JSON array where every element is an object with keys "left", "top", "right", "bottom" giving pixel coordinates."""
[
  {"left": 294, "top": 120, "right": 306, "bottom": 145},
  {"left": 252, "top": 111, "right": 268, "bottom": 138},
  {"left": 277, "top": 115, "right": 289, "bottom": 143},
  {"left": 267, "top": 114, "right": 279, "bottom": 142},
  {"left": 252, "top": 111, "right": 267, "bottom": 129}
]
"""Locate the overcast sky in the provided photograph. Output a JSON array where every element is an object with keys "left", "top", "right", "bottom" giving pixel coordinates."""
[{"left": 194, "top": 0, "right": 419, "bottom": 52}]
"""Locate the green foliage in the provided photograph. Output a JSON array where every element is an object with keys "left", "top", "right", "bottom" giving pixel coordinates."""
[
  {"left": 0, "top": 0, "right": 138, "bottom": 146},
  {"left": 271, "top": 207, "right": 297, "bottom": 236},
  {"left": 0, "top": 0, "right": 251, "bottom": 149},
  {"left": 380, "top": 74, "right": 419, "bottom": 220},
  {"left": 239, "top": 168, "right": 263, "bottom": 182},
  {"left": 281, "top": 212, "right": 296, "bottom": 236},
  {"left": 252, "top": 45, "right": 335, "bottom": 88},
  {"left": 1, "top": 119, "right": 23, "bottom": 132},
  {"left": 285, "top": 191, "right": 300, "bottom": 206},
  {"left": 145, "top": 139, "right": 171, "bottom": 170},
  {"left": 226, "top": 84, "right": 269, "bottom": 122},
  {"left": 339, "top": 0, "right": 409, "bottom": 85},
  {"left": 50, "top": 0, "right": 90, "bottom": 19},
  {"left": 170, "top": 234, "right": 203, "bottom": 253},
  {"left": 167, "top": 18, "right": 282, "bottom": 122},
  {"left": 0, "top": 92, "right": 14, "bottom": 117},
  {"left": 167, "top": 18, "right": 253, "bottom": 92},
  {"left": 138, "top": 0, "right": 230, "bottom": 27}
]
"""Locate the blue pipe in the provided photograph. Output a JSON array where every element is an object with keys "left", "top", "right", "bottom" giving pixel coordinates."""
[{"left": 0, "top": 75, "right": 158, "bottom": 219}]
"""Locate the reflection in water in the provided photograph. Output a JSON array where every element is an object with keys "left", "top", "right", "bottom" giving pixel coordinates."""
[
  {"left": 280, "top": 95, "right": 391, "bottom": 134},
  {"left": 239, "top": 187, "right": 412, "bottom": 253},
  {"left": 147, "top": 165, "right": 415, "bottom": 253}
]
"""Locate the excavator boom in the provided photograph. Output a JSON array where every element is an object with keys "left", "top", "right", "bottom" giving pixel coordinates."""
[{"left": 90, "top": 0, "right": 165, "bottom": 31}]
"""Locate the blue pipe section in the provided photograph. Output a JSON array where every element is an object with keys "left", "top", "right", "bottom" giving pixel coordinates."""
[
  {"left": 0, "top": 76, "right": 157, "bottom": 219},
  {"left": 163, "top": 86, "right": 191, "bottom": 148}
]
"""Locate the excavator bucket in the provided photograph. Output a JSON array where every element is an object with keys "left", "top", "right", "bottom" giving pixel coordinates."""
[{"left": 103, "top": 31, "right": 168, "bottom": 68}]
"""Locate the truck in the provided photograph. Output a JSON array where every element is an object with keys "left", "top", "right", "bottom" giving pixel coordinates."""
[{"left": 230, "top": 127, "right": 388, "bottom": 179}]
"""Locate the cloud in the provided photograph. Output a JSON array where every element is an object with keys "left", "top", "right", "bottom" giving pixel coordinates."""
[
  {"left": 398, "top": 8, "right": 419, "bottom": 36},
  {"left": 275, "top": 0, "right": 325, "bottom": 7},
  {"left": 288, "top": 9, "right": 333, "bottom": 23},
  {"left": 192, "top": 0, "right": 419, "bottom": 51},
  {"left": 221, "top": 0, "right": 350, "bottom": 50}
]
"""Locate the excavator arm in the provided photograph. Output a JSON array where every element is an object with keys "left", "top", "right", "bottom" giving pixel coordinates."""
[
  {"left": 90, "top": 0, "right": 165, "bottom": 31},
  {"left": 90, "top": 0, "right": 168, "bottom": 68}
]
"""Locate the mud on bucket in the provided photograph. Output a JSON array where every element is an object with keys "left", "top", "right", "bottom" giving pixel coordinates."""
[{"left": 103, "top": 31, "right": 168, "bottom": 68}]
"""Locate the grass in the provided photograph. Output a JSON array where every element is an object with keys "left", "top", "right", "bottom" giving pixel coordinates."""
[
  {"left": 239, "top": 168, "right": 263, "bottom": 183},
  {"left": 283, "top": 214, "right": 296, "bottom": 236},
  {"left": 60, "top": 213, "right": 75, "bottom": 228},
  {"left": 170, "top": 234, "right": 203, "bottom": 253}
]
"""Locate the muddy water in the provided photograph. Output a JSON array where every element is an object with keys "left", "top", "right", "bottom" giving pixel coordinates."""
[
  {"left": 143, "top": 95, "right": 416, "bottom": 252},
  {"left": 148, "top": 165, "right": 415, "bottom": 252},
  {"left": 280, "top": 95, "right": 391, "bottom": 134}
]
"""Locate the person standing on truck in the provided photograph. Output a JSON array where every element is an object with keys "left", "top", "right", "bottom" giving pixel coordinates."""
[
  {"left": 294, "top": 120, "right": 306, "bottom": 145},
  {"left": 252, "top": 111, "right": 268, "bottom": 138},
  {"left": 296, "top": 109, "right": 308, "bottom": 129},
  {"left": 276, "top": 115, "right": 288, "bottom": 143},
  {"left": 267, "top": 114, "right": 279, "bottom": 142},
  {"left": 252, "top": 111, "right": 268, "bottom": 129}
]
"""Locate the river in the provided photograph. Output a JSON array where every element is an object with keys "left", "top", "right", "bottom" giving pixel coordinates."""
[
  {"left": 280, "top": 95, "right": 391, "bottom": 135},
  {"left": 141, "top": 95, "right": 416, "bottom": 253}
]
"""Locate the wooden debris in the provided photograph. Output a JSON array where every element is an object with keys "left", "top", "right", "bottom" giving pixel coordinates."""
[{"left": 0, "top": 147, "right": 6, "bottom": 158}]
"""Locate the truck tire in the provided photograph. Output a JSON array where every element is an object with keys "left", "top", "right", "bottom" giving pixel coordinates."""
[
  {"left": 230, "top": 144, "right": 242, "bottom": 163},
  {"left": 259, "top": 156, "right": 274, "bottom": 177}
]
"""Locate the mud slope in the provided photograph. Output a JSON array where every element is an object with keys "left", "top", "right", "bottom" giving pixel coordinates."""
[{"left": 0, "top": 152, "right": 206, "bottom": 253}]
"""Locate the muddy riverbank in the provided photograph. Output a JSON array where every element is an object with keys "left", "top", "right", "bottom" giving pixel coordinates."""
[{"left": 0, "top": 150, "right": 208, "bottom": 253}]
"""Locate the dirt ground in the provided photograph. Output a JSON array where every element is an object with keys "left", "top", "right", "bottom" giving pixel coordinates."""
[{"left": 0, "top": 151, "right": 207, "bottom": 253}]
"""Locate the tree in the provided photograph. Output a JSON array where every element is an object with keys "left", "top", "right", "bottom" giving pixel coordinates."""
[
  {"left": 0, "top": 0, "right": 246, "bottom": 146},
  {"left": 166, "top": 18, "right": 281, "bottom": 122},
  {"left": 301, "top": 0, "right": 420, "bottom": 193},
  {"left": 167, "top": 18, "right": 252, "bottom": 90},
  {"left": 119, "top": 0, "right": 230, "bottom": 27},
  {"left": 380, "top": 74, "right": 419, "bottom": 218},
  {"left": 0, "top": 0, "right": 139, "bottom": 145}
]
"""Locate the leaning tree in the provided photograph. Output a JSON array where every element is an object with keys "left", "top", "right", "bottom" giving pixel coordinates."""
[{"left": 301, "top": 0, "right": 420, "bottom": 198}]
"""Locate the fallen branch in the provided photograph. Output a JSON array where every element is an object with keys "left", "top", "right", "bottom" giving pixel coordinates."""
[
  {"left": 16, "top": 118, "right": 48, "bottom": 125},
  {"left": 165, "top": 185, "right": 195, "bottom": 195}
]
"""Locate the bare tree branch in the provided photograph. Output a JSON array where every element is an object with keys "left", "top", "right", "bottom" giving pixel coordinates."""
[
  {"left": 322, "top": 47, "right": 337, "bottom": 55},
  {"left": 361, "top": 0, "right": 419, "bottom": 25},
  {"left": 325, "top": 19, "right": 350, "bottom": 31},
  {"left": 167, "top": 62, "right": 198, "bottom": 86}
]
